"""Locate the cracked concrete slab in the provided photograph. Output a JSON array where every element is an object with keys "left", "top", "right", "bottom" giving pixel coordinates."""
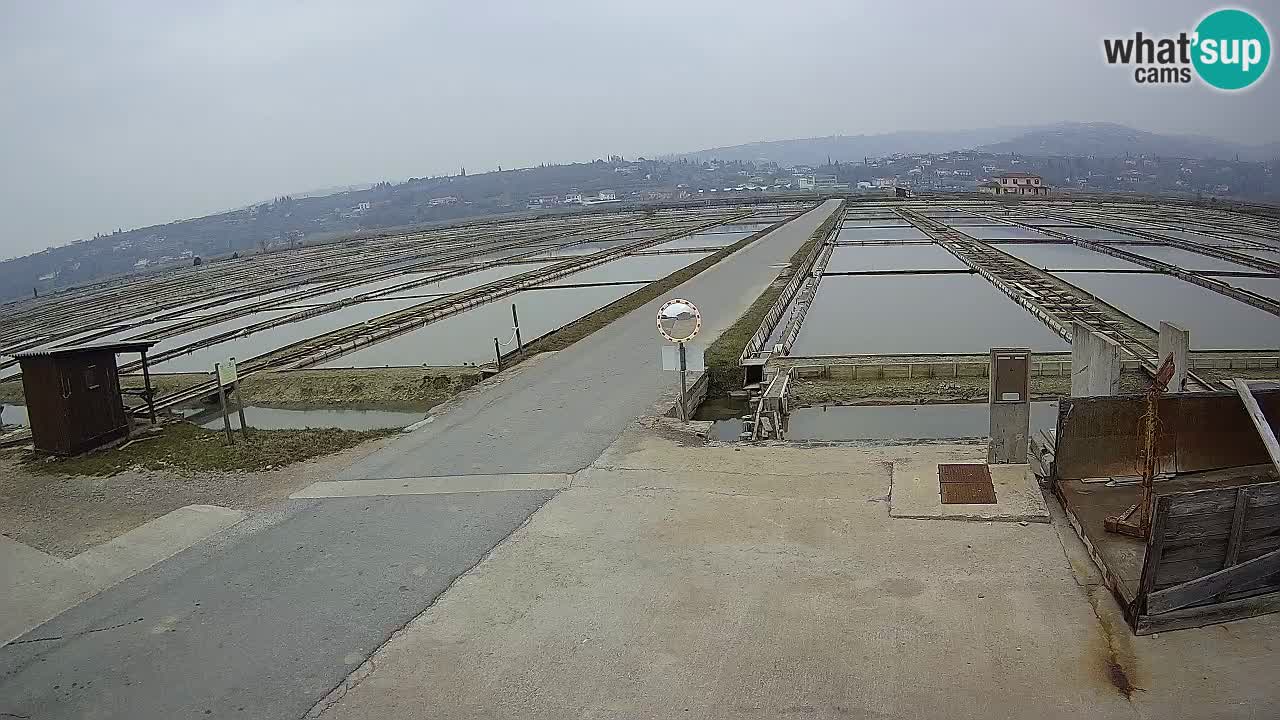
[
  {"left": 889, "top": 452, "right": 1050, "bottom": 522},
  {"left": 0, "top": 493, "right": 554, "bottom": 720},
  {"left": 312, "top": 426, "right": 1280, "bottom": 720},
  {"left": 292, "top": 473, "right": 572, "bottom": 498},
  {"left": 2, "top": 504, "right": 245, "bottom": 646}
]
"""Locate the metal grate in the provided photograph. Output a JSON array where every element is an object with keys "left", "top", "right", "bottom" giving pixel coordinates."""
[{"left": 938, "top": 463, "right": 997, "bottom": 505}]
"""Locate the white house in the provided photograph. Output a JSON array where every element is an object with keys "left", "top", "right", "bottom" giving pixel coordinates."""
[{"left": 983, "top": 172, "right": 1049, "bottom": 196}]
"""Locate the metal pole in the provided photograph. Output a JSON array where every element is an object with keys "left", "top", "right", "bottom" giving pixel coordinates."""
[
  {"left": 512, "top": 303, "right": 523, "bottom": 358},
  {"left": 494, "top": 337, "right": 502, "bottom": 370},
  {"left": 678, "top": 342, "right": 689, "bottom": 421},
  {"left": 214, "top": 363, "right": 233, "bottom": 444}
]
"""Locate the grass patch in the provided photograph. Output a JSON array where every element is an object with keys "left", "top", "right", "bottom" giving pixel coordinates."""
[
  {"left": 0, "top": 379, "right": 26, "bottom": 404},
  {"left": 20, "top": 422, "right": 394, "bottom": 476},
  {"left": 2, "top": 368, "right": 485, "bottom": 410},
  {"left": 703, "top": 206, "right": 842, "bottom": 395},
  {"left": 518, "top": 214, "right": 798, "bottom": 356}
]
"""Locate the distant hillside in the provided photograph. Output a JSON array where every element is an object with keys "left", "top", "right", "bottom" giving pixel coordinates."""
[
  {"left": 0, "top": 158, "right": 771, "bottom": 302},
  {"left": 665, "top": 127, "right": 1038, "bottom": 166},
  {"left": 671, "top": 122, "right": 1280, "bottom": 165},
  {"left": 977, "top": 122, "right": 1279, "bottom": 161}
]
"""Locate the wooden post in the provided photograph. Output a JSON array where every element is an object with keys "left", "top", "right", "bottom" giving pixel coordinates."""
[
  {"left": 230, "top": 357, "right": 249, "bottom": 440},
  {"left": 1158, "top": 322, "right": 1190, "bottom": 393},
  {"left": 494, "top": 337, "right": 502, "bottom": 370},
  {"left": 214, "top": 363, "right": 233, "bottom": 445},
  {"left": 1234, "top": 378, "right": 1280, "bottom": 474},
  {"left": 140, "top": 348, "right": 157, "bottom": 424},
  {"left": 233, "top": 381, "right": 249, "bottom": 439},
  {"left": 678, "top": 342, "right": 689, "bottom": 422},
  {"left": 512, "top": 303, "right": 523, "bottom": 358}
]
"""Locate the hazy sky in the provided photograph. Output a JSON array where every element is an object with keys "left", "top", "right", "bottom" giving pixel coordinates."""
[{"left": 2, "top": 0, "right": 1277, "bottom": 259}]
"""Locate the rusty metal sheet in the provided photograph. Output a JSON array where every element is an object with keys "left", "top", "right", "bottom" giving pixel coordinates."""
[
  {"left": 939, "top": 463, "right": 993, "bottom": 484},
  {"left": 1050, "top": 390, "right": 1280, "bottom": 481},
  {"left": 941, "top": 482, "right": 997, "bottom": 504},
  {"left": 1054, "top": 396, "right": 1170, "bottom": 480},
  {"left": 1166, "top": 393, "right": 1279, "bottom": 475},
  {"left": 939, "top": 464, "right": 997, "bottom": 504}
]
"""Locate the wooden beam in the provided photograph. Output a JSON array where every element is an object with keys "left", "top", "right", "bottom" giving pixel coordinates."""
[
  {"left": 1217, "top": 488, "right": 1250, "bottom": 602},
  {"left": 1137, "top": 589, "right": 1280, "bottom": 634},
  {"left": 1223, "top": 488, "right": 1249, "bottom": 570},
  {"left": 1234, "top": 378, "right": 1280, "bottom": 474},
  {"left": 1147, "top": 547, "right": 1280, "bottom": 615},
  {"left": 1138, "top": 496, "right": 1172, "bottom": 612}
]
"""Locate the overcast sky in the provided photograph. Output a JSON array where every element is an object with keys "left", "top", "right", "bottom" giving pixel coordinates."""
[{"left": 2, "top": 0, "right": 1277, "bottom": 259}]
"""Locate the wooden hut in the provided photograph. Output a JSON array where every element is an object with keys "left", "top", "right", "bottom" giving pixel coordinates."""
[{"left": 14, "top": 341, "right": 158, "bottom": 456}]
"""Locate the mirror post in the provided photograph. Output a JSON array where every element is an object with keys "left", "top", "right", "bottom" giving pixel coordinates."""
[{"left": 678, "top": 341, "right": 688, "bottom": 421}]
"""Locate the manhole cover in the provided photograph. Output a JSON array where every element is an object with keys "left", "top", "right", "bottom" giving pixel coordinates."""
[
  {"left": 939, "top": 464, "right": 992, "bottom": 484},
  {"left": 939, "top": 463, "right": 997, "bottom": 505}
]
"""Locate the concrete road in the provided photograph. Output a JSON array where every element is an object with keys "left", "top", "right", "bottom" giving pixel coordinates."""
[
  {"left": 339, "top": 199, "right": 843, "bottom": 479},
  {"left": 0, "top": 492, "right": 554, "bottom": 720}
]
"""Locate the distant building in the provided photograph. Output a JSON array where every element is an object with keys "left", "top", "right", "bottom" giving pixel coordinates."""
[
  {"left": 793, "top": 174, "right": 848, "bottom": 191},
  {"left": 813, "top": 175, "right": 849, "bottom": 190},
  {"left": 582, "top": 189, "right": 619, "bottom": 205},
  {"left": 526, "top": 195, "right": 561, "bottom": 209},
  {"left": 428, "top": 196, "right": 459, "bottom": 207},
  {"left": 988, "top": 172, "right": 1049, "bottom": 196}
]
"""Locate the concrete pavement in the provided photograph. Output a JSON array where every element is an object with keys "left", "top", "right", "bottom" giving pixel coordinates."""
[
  {"left": 1, "top": 504, "right": 245, "bottom": 646},
  {"left": 316, "top": 425, "right": 1280, "bottom": 720},
  {"left": 0, "top": 492, "right": 554, "bottom": 720},
  {"left": 337, "top": 199, "right": 843, "bottom": 479}
]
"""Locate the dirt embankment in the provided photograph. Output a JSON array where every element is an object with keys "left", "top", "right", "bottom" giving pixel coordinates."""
[
  {"left": 1, "top": 367, "right": 484, "bottom": 409},
  {"left": 789, "top": 369, "right": 1163, "bottom": 406},
  {"left": 0, "top": 423, "right": 399, "bottom": 557}
]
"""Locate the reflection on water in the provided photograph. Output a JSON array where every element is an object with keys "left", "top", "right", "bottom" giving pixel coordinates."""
[
  {"left": 786, "top": 401, "right": 1059, "bottom": 441},
  {"left": 991, "top": 243, "right": 1141, "bottom": 271},
  {"left": 183, "top": 405, "right": 422, "bottom": 431},
  {"left": 695, "top": 396, "right": 749, "bottom": 441},
  {"left": 836, "top": 226, "right": 928, "bottom": 241},
  {"left": 320, "top": 283, "right": 643, "bottom": 368},
  {"left": 824, "top": 244, "right": 966, "bottom": 273},
  {"left": 1, "top": 403, "right": 29, "bottom": 427},
  {"left": 792, "top": 274, "right": 1069, "bottom": 355},
  {"left": 1056, "top": 271, "right": 1280, "bottom": 349}
]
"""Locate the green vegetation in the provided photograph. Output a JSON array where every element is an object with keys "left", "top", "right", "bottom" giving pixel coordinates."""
[
  {"left": 0, "top": 379, "right": 24, "bottom": 404},
  {"left": 790, "top": 375, "right": 1071, "bottom": 406},
  {"left": 220, "top": 367, "right": 481, "bottom": 408},
  {"left": 703, "top": 208, "right": 842, "bottom": 396},
  {"left": 519, "top": 216, "right": 792, "bottom": 356},
  {"left": 1, "top": 367, "right": 484, "bottom": 409},
  {"left": 20, "top": 422, "right": 394, "bottom": 477}
]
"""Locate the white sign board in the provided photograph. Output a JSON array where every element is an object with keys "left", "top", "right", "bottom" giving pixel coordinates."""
[
  {"left": 216, "top": 358, "right": 238, "bottom": 386},
  {"left": 661, "top": 344, "right": 705, "bottom": 372}
]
